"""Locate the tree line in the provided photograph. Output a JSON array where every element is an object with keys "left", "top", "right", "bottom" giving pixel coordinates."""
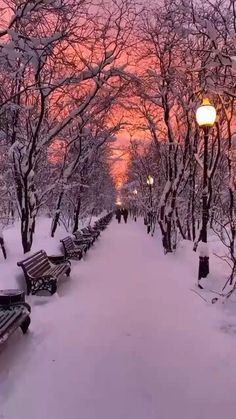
[{"left": 0, "top": 0, "right": 234, "bottom": 290}]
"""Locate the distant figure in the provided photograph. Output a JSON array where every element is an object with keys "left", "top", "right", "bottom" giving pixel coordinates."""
[
  {"left": 122, "top": 208, "right": 128, "bottom": 224},
  {"left": 0, "top": 227, "right": 6, "bottom": 259},
  {"left": 132, "top": 208, "right": 137, "bottom": 222},
  {"left": 115, "top": 207, "right": 122, "bottom": 223}
]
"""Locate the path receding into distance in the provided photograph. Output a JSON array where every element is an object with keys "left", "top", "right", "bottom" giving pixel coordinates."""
[{"left": 1, "top": 219, "right": 236, "bottom": 419}]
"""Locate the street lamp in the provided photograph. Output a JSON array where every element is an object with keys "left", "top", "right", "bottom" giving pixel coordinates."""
[
  {"left": 196, "top": 98, "right": 216, "bottom": 285},
  {"left": 116, "top": 197, "right": 122, "bottom": 207},
  {"left": 147, "top": 175, "right": 154, "bottom": 186},
  {"left": 146, "top": 175, "right": 154, "bottom": 234},
  {"left": 147, "top": 176, "right": 154, "bottom": 207},
  {"left": 196, "top": 98, "right": 216, "bottom": 128},
  {"left": 133, "top": 189, "right": 138, "bottom": 195}
]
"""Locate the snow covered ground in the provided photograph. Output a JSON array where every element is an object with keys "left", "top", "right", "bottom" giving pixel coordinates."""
[{"left": 1, "top": 218, "right": 236, "bottom": 419}]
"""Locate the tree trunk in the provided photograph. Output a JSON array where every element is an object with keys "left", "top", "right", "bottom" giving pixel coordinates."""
[
  {"left": 21, "top": 213, "right": 32, "bottom": 253},
  {"left": 159, "top": 217, "right": 172, "bottom": 253},
  {"left": 16, "top": 175, "right": 37, "bottom": 253},
  {"left": 51, "top": 191, "right": 64, "bottom": 237},
  {"left": 176, "top": 208, "right": 186, "bottom": 240},
  {"left": 191, "top": 192, "right": 196, "bottom": 241},
  {"left": 166, "top": 218, "right": 172, "bottom": 253},
  {"left": 72, "top": 196, "right": 81, "bottom": 233}
]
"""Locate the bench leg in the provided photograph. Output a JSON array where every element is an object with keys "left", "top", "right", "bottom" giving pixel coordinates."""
[
  {"left": 66, "top": 267, "right": 71, "bottom": 277},
  {"left": 51, "top": 282, "right": 57, "bottom": 295},
  {"left": 20, "top": 316, "right": 31, "bottom": 334},
  {"left": 32, "top": 279, "right": 57, "bottom": 295}
]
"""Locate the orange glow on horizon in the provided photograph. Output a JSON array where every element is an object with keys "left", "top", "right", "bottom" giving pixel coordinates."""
[{"left": 48, "top": 139, "right": 66, "bottom": 164}]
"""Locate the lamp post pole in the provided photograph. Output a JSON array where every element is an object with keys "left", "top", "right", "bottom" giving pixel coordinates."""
[
  {"left": 202, "top": 127, "right": 209, "bottom": 244},
  {"left": 133, "top": 189, "right": 138, "bottom": 221},
  {"left": 147, "top": 176, "right": 154, "bottom": 234},
  {"left": 149, "top": 183, "right": 153, "bottom": 210},
  {"left": 196, "top": 98, "right": 216, "bottom": 285},
  {"left": 199, "top": 126, "right": 209, "bottom": 280}
]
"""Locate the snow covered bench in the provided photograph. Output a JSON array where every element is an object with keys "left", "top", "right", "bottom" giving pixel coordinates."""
[
  {"left": 0, "top": 290, "right": 31, "bottom": 345},
  {"left": 17, "top": 250, "right": 71, "bottom": 295},
  {"left": 94, "top": 213, "right": 113, "bottom": 230},
  {"left": 81, "top": 227, "right": 100, "bottom": 239},
  {"left": 87, "top": 225, "right": 101, "bottom": 237},
  {"left": 0, "top": 304, "right": 31, "bottom": 345},
  {"left": 73, "top": 231, "right": 94, "bottom": 247},
  {"left": 94, "top": 221, "right": 106, "bottom": 231},
  {"left": 60, "top": 237, "right": 87, "bottom": 260}
]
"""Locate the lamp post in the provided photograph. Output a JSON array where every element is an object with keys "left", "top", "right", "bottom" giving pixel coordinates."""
[
  {"left": 196, "top": 98, "right": 216, "bottom": 284},
  {"left": 133, "top": 189, "right": 138, "bottom": 221},
  {"left": 147, "top": 175, "right": 154, "bottom": 234},
  {"left": 116, "top": 197, "right": 122, "bottom": 207}
]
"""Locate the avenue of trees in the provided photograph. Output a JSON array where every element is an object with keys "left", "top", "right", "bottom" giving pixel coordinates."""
[
  {"left": 0, "top": 0, "right": 136, "bottom": 252},
  {"left": 0, "top": 0, "right": 234, "bottom": 286},
  {"left": 122, "top": 0, "right": 236, "bottom": 285}
]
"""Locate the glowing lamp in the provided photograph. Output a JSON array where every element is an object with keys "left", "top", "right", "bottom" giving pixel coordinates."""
[
  {"left": 147, "top": 175, "right": 154, "bottom": 186},
  {"left": 116, "top": 198, "right": 122, "bottom": 206},
  {"left": 196, "top": 98, "right": 216, "bottom": 128}
]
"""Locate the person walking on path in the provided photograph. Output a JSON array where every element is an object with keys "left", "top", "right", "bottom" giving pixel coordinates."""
[
  {"left": 122, "top": 208, "right": 128, "bottom": 224},
  {"left": 115, "top": 207, "right": 122, "bottom": 223}
]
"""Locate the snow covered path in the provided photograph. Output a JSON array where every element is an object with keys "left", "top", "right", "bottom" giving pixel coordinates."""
[{"left": 1, "top": 219, "right": 236, "bottom": 419}]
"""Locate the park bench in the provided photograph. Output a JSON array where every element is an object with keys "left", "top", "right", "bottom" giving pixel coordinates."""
[
  {"left": 81, "top": 226, "right": 100, "bottom": 239},
  {"left": 17, "top": 250, "right": 71, "bottom": 295},
  {"left": 94, "top": 213, "right": 113, "bottom": 230},
  {"left": 94, "top": 221, "right": 106, "bottom": 230},
  {"left": 79, "top": 228, "right": 97, "bottom": 242},
  {"left": 73, "top": 230, "right": 94, "bottom": 247},
  {"left": 60, "top": 236, "right": 87, "bottom": 260},
  {"left": 88, "top": 225, "right": 101, "bottom": 236},
  {"left": 0, "top": 290, "right": 31, "bottom": 345}
]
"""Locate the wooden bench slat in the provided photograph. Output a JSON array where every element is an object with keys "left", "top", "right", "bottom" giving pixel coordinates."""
[
  {"left": 22, "top": 259, "right": 50, "bottom": 272},
  {"left": 0, "top": 310, "right": 12, "bottom": 326},
  {"left": 47, "top": 265, "right": 68, "bottom": 277},
  {"left": 18, "top": 250, "right": 47, "bottom": 265},
  {"left": 0, "top": 305, "right": 31, "bottom": 345},
  {"left": 27, "top": 260, "right": 51, "bottom": 277},
  {"left": 21, "top": 254, "right": 50, "bottom": 267},
  {"left": 0, "top": 309, "right": 22, "bottom": 337}
]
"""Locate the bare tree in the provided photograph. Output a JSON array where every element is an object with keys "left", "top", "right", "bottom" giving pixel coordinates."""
[{"left": 0, "top": 0, "right": 137, "bottom": 252}]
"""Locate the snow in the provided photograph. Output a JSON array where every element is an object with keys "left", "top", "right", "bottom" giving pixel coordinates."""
[{"left": 1, "top": 219, "right": 236, "bottom": 418}]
